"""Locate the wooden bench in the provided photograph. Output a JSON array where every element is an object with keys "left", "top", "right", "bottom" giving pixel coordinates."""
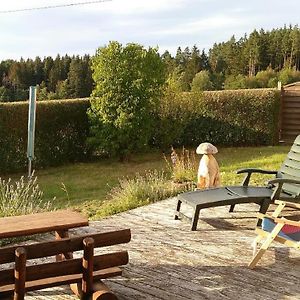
[{"left": 0, "top": 228, "right": 131, "bottom": 299}]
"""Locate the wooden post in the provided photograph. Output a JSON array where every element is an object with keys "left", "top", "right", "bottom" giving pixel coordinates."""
[
  {"left": 278, "top": 81, "right": 284, "bottom": 142},
  {"left": 14, "top": 247, "right": 27, "bottom": 300},
  {"left": 82, "top": 237, "right": 95, "bottom": 299}
]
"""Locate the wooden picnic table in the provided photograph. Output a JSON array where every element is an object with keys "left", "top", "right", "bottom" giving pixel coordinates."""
[{"left": 0, "top": 209, "right": 88, "bottom": 241}]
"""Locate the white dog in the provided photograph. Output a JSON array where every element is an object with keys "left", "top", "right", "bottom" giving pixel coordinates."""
[{"left": 196, "top": 142, "right": 221, "bottom": 189}]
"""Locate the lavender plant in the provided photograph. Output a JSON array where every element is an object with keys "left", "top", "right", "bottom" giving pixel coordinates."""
[{"left": 0, "top": 175, "right": 52, "bottom": 218}]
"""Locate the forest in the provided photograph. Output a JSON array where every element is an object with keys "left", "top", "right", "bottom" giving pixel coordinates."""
[{"left": 1, "top": 25, "right": 300, "bottom": 102}]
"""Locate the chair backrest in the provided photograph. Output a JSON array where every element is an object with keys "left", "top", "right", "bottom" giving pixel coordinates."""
[{"left": 278, "top": 135, "right": 300, "bottom": 196}]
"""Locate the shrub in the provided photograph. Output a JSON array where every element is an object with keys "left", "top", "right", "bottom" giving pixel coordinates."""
[
  {"left": 278, "top": 67, "right": 300, "bottom": 85},
  {"left": 92, "top": 169, "right": 189, "bottom": 219},
  {"left": 0, "top": 175, "right": 53, "bottom": 246},
  {"left": 0, "top": 98, "right": 90, "bottom": 173},
  {"left": 191, "top": 71, "right": 213, "bottom": 91},
  {"left": 89, "top": 41, "right": 166, "bottom": 160},
  {"left": 0, "top": 175, "right": 52, "bottom": 218}
]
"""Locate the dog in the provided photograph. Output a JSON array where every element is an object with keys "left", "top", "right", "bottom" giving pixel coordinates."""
[{"left": 196, "top": 142, "right": 220, "bottom": 189}]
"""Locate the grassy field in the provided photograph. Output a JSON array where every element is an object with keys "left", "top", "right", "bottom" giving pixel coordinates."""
[{"left": 4, "top": 145, "right": 290, "bottom": 219}]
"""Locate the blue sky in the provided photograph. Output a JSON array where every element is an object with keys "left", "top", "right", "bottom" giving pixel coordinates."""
[{"left": 0, "top": 0, "right": 299, "bottom": 60}]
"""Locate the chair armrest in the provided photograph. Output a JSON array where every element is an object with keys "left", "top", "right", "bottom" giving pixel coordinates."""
[
  {"left": 237, "top": 168, "right": 278, "bottom": 175},
  {"left": 236, "top": 168, "right": 278, "bottom": 186},
  {"left": 268, "top": 178, "right": 300, "bottom": 185},
  {"left": 268, "top": 178, "right": 300, "bottom": 201}
]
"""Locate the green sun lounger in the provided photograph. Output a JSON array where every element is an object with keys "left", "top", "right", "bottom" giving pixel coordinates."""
[{"left": 175, "top": 135, "right": 300, "bottom": 231}]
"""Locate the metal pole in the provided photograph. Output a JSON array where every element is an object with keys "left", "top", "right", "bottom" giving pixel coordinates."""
[{"left": 27, "top": 86, "right": 37, "bottom": 178}]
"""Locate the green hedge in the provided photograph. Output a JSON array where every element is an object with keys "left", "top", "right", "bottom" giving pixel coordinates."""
[
  {"left": 153, "top": 89, "right": 280, "bottom": 149},
  {"left": 0, "top": 99, "right": 90, "bottom": 173},
  {"left": 0, "top": 89, "right": 281, "bottom": 173}
]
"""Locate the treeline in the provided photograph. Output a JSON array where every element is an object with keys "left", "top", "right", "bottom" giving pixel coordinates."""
[
  {"left": 0, "top": 55, "right": 93, "bottom": 102},
  {"left": 1, "top": 25, "right": 300, "bottom": 102},
  {"left": 163, "top": 25, "right": 300, "bottom": 91}
]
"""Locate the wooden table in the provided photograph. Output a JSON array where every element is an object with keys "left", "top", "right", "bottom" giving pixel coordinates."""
[{"left": 0, "top": 210, "right": 88, "bottom": 259}]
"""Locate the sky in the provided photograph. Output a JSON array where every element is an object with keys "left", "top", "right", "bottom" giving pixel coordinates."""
[{"left": 0, "top": 0, "right": 299, "bottom": 60}]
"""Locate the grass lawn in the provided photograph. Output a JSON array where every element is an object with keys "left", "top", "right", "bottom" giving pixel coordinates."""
[{"left": 4, "top": 145, "right": 290, "bottom": 219}]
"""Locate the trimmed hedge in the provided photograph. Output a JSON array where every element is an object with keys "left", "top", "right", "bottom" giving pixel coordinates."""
[
  {"left": 0, "top": 89, "right": 281, "bottom": 173},
  {"left": 0, "top": 99, "right": 90, "bottom": 173},
  {"left": 153, "top": 89, "right": 280, "bottom": 149}
]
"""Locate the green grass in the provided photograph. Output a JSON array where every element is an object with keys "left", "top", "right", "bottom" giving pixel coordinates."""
[{"left": 2, "top": 145, "right": 290, "bottom": 219}]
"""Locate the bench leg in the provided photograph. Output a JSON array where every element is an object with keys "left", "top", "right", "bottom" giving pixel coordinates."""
[
  {"left": 191, "top": 207, "right": 200, "bottom": 231},
  {"left": 92, "top": 282, "right": 118, "bottom": 300},
  {"left": 174, "top": 199, "right": 182, "bottom": 220},
  {"left": 82, "top": 238, "right": 94, "bottom": 299},
  {"left": 71, "top": 281, "right": 118, "bottom": 300},
  {"left": 55, "top": 230, "right": 73, "bottom": 261}
]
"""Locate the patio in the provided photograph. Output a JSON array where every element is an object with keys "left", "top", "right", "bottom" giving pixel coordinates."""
[{"left": 27, "top": 197, "right": 300, "bottom": 300}]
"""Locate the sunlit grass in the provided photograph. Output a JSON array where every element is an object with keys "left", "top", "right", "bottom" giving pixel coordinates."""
[{"left": 2, "top": 145, "right": 289, "bottom": 219}]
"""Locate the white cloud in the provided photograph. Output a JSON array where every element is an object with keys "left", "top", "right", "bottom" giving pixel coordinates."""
[
  {"left": 153, "top": 15, "right": 244, "bottom": 36},
  {"left": 0, "top": 0, "right": 299, "bottom": 60}
]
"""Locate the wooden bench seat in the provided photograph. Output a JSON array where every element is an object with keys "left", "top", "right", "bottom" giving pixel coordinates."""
[{"left": 0, "top": 229, "right": 131, "bottom": 300}]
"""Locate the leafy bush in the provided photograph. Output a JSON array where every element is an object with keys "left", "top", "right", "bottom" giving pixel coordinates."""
[
  {"left": 278, "top": 67, "right": 300, "bottom": 85},
  {"left": 0, "top": 98, "right": 90, "bottom": 173},
  {"left": 89, "top": 41, "right": 166, "bottom": 160},
  {"left": 191, "top": 71, "right": 213, "bottom": 91},
  {"left": 93, "top": 170, "right": 189, "bottom": 219},
  {"left": 154, "top": 89, "right": 280, "bottom": 149}
]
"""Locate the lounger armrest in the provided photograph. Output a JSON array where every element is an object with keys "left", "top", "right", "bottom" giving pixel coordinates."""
[
  {"left": 268, "top": 178, "right": 300, "bottom": 200},
  {"left": 236, "top": 169, "right": 278, "bottom": 186},
  {"left": 268, "top": 178, "right": 300, "bottom": 185}
]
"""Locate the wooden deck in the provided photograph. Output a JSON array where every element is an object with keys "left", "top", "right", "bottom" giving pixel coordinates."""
[{"left": 27, "top": 197, "right": 300, "bottom": 299}]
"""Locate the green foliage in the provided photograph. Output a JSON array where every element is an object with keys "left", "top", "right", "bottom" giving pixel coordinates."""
[
  {"left": 89, "top": 41, "right": 166, "bottom": 159},
  {"left": 278, "top": 67, "right": 300, "bottom": 85},
  {"left": 166, "top": 67, "right": 186, "bottom": 92},
  {"left": 255, "top": 68, "right": 278, "bottom": 88},
  {"left": 0, "top": 86, "right": 12, "bottom": 102},
  {"left": 191, "top": 71, "right": 213, "bottom": 91},
  {"left": 93, "top": 169, "right": 187, "bottom": 219},
  {"left": 224, "top": 74, "right": 247, "bottom": 90},
  {"left": 0, "top": 99, "right": 90, "bottom": 173},
  {"left": 154, "top": 90, "right": 202, "bottom": 150},
  {"left": 0, "top": 55, "right": 92, "bottom": 102},
  {"left": 224, "top": 69, "right": 279, "bottom": 90},
  {"left": 0, "top": 175, "right": 52, "bottom": 218},
  {"left": 154, "top": 89, "right": 280, "bottom": 149}
]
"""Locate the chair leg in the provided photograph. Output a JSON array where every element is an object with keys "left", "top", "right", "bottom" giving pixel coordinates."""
[
  {"left": 257, "top": 199, "right": 271, "bottom": 227},
  {"left": 249, "top": 223, "right": 284, "bottom": 269},
  {"left": 191, "top": 207, "right": 200, "bottom": 231},
  {"left": 229, "top": 204, "right": 235, "bottom": 212},
  {"left": 251, "top": 235, "right": 264, "bottom": 257},
  {"left": 174, "top": 199, "right": 182, "bottom": 220}
]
